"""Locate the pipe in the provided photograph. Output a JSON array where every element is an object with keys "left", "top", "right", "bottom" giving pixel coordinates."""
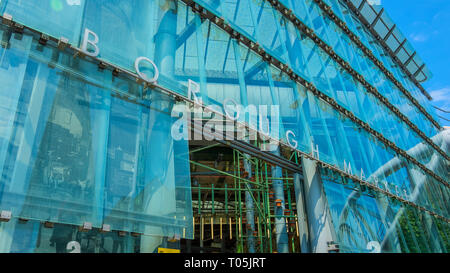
[
  {"left": 244, "top": 155, "right": 256, "bottom": 253},
  {"left": 271, "top": 147, "right": 290, "bottom": 253},
  {"left": 368, "top": 130, "right": 449, "bottom": 180}
]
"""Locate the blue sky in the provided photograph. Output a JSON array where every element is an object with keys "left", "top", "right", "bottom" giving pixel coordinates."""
[{"left": 382, "top": 0, "right": 450, "bottom": 126}]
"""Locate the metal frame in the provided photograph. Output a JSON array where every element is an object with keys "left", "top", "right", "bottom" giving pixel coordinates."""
[
  {"left": 0, "top": 12, "right": 447, "bottom": 224},
  {"left": 263, "top": 0, "right": 443, "bottom": 139},
  {"left": 179, "top": 1, "right": 449, "bottom": 183},
  {"left": 342, "top": 0, "right": 433, "bottom": 100}
]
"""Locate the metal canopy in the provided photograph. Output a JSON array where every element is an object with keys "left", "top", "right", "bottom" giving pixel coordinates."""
[{"left": 349, "top": 0, "right": 432, "bottom": 84}]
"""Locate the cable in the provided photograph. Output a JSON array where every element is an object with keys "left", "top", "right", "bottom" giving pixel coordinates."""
[
  {"left": 433, "top": 105, "right": 450, "bottom": 113},
  {"left": 437, "top": 115, "right": 450, "bottom": 122}
]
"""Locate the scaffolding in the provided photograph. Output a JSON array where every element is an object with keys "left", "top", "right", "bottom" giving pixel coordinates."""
[{"left": 185, "top": 142, "right": 302, "bottom": 253}]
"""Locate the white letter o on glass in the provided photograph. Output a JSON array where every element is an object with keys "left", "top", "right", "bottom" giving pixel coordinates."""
[{"left": 135, "top": 57, "right": 159, "bottom": 84}]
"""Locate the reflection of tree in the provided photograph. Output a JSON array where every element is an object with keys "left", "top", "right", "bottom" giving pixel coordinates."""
[
  {"left": 369, "top": 130, "right": 449, "bottom": 253},
  {"left": 397, "top": 208, "right": 422, "bottom": 252},
  {"left": 397, "top": 207, "right": 450, "bottom": 253},
  {"left": 337, "top": 130, "right": 450, "bottom": 253}
]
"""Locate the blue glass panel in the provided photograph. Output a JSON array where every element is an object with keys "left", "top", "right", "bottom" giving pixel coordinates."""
[
  {"left": 0, "top": 31, "right": 193, "bottom": 239},
  {"left": 82, "top": 0, "right": 157, "bottom": 71},
  {"left": 2, "top": 0, "right": 84, "bottom": 43}
]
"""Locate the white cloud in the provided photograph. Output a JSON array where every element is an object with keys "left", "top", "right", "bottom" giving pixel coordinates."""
[
  {"left": 429, "top": 88, "right": 450, "bottom": 125},
  {"left": 66, "top": 0, "right": 81, "bottom": 5},
  {"left": 367, "top": 0, "right": 381, "bottom": 5},
  {"left": 410, "top": 33, "right": 428, "bottom": 42},
  {"left": 429, "top": 87, "right": 450, "bottom": 103}
]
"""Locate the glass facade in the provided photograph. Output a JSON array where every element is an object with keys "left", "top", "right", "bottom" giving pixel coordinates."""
[{"left": 0, "top": 0, "right": 448, "bottom": 253}]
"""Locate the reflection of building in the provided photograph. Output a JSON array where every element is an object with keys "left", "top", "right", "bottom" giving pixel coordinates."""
[{"left": 0, "top": 0, "right": 448, "bottom": 253}]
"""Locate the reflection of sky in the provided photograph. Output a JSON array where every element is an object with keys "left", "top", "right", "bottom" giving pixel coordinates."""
[
  {"left": 383, "top": 0, "right": 450, "bottom": 126},
  {"left": 50, "top": 0, "right": 82, "bottom": 11},
  {"left": 51, "top": 0, "right": 82, "bottom": 10}
]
